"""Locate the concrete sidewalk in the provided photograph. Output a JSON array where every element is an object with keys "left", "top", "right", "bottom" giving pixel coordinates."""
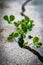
[{"left": 0, "top": 0, "right": 43, "bottom": 65}]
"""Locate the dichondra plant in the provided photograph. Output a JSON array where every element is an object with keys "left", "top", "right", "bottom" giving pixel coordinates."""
[{"left": 3, "top": 15, "right": 42, "bottom": 48}]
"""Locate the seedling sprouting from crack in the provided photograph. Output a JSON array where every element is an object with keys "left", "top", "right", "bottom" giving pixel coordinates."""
[
  {"left": 3, "top": 0, "right": 43, "bottom": 63},
  {"left": 3, "top": 15, "right": 43, "bottom": 62},
  {"left": 3, "top": 15, "right": 42, "bottom": 48}
]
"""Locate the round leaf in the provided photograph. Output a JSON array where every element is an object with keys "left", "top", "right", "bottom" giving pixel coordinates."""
[
  {"left": 3, "top": 15, "right": 8, "bottom": 21},
  {"left": 10, "top": 15, "right": 15, "bottom": 21},
  {"left": 33, "top": 36, "right": 39, "bottom": 43}
]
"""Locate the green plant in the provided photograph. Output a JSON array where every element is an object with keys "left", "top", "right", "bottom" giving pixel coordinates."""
[
  {"left": 3, "top": 15, "right": 15, "bottom": 24},
  {"left": 3, "top": 15, "right": 42, "bottom": 48},
  {"left": 32, "top": 36, "right": 42, "bottom": 48}
]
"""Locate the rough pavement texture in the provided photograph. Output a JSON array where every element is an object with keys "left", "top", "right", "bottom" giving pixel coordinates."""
[{"left": 0, "top": 0, "right": 43, "bottom": 65}]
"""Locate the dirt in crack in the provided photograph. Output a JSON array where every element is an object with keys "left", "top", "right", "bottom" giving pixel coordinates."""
[
  {"left": 24, "top": 46, "right": 43, "bottom": 63},
  {"left": 20, "top": 0, "right": 43, "bottom": 63},
  {"left": 21, "top": 0, "right": 31, "bottom": 12}
]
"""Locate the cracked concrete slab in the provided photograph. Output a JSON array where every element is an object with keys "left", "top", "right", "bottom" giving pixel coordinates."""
[{"left": 0, "top": 0, "right": 43, "bottom": 65}]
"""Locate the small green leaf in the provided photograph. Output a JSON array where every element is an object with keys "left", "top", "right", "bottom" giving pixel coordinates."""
[
  {"left": 33, "top": 36, "right": 39, "bottom": 43},
  {"left": 32, "top": 36, "right": 42, "bottom": 48},
  {"left": 26, "top": 24, "right": 31, "bottom": 31},
  {"left": 21, "top": 24, "right": 27, "bottom": 32},
  {"left": 17, "top": 28, "right": 23, "bottom": 34},
  {"left": 7, "top": 32, "right": 15, "bottom": 41},
  {"left": 28, "top": 35, "right": 33, "bottom": 39},
  {"left": 38, "top": 42, "right": 42, "bottom": 45},
  {"left": 30, "top": 19, "right": 33, "bottom": 24},
  {"left": 21, "top": 19, "right": 25, "bottom": 22},
  {"left": 14, "top": 33, "right": 19, "bottom": 37},
  {"left": 3, "top": 15, "right": 14, "bottom": 24},
  {"left": 7, "top": 32, "right": 19, "bottom": 41},
  {"left": 33, "top": 42, "right": 42, "bottom": 48},
  {"left": 3, "top": 15, "right": 9, "bottom": 21},
  {"left": 14, "top": 22, "right": 19, "bottom": 27},
  {"left": 10, "top": 15, "right": 15, "bottom": 21}
]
